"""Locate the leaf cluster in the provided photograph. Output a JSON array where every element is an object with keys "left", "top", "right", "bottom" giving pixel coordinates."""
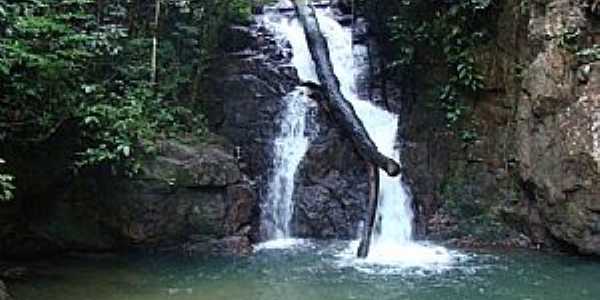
[
  {"left": 1, "top": 0, "right": 250, "bottom": 180},
  {"left": 359, "top": 0, "right": 494, "bottom": 127}
]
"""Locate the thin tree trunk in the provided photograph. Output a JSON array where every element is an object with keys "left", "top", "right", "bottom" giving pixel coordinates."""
[
  {"left": 292, "top": 1, "right": 401, "bottom": 177},
  {"left": 151, "top": 0, "right": 160, "bottom": 85},
  {"left": 293, "top": 1, "right": 400, "bottom": 257},
  {"left": 357, "top": 162, "right": 379, "bottom": 258}
]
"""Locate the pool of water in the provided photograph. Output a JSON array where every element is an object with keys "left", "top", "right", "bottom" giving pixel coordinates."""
[{"left": 11, "top": 240, "right": 600, "bottom": 300}]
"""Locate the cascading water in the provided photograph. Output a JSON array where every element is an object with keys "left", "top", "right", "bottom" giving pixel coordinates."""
[
  {"left": 262, "top": 89, "right": 312, "bottom": 241},
  {"left": 260, "top": 1, "right": 456, "bottom": 267},
  {"left": 258, "top": 7, "right": 319, "bottom": 247},
  {"left": 314, "top": 13, "right": 414, "bottom": 243},
  {"left": 312, "top": 9, "right": 444, "bottom": 263}
]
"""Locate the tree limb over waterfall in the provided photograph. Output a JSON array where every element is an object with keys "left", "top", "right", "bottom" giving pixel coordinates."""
[
  {"left": 357, "top": 162, "right": 380, "bottom": 258},
  {"left": 293, "top": 1, "right": 401, "bottom": 177},
  {"left": 293, "top": 1, "right": 401, "bottom": 258}
]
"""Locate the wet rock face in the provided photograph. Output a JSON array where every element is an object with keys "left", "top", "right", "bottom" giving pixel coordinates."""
[
  {"left": 205, "top": 25, "right": 301, "bottom": 240},
  {"left": 0, "top": 139, "right": 257, "bottom": 258},
  {"left": 205, "top": 24, "right": 296, "bottom": 240},
  {"left": 99, "top": 140, "right": 258, "bottom": 254},
  {"left": 397, "top": 0, "right": 600, "bottom": 254},
  {"left": 207, "top": 24, "right": 299, "bottom": 183},
  {"left": 292, "top": 113, "right": 369, "bottom": 239},
  {"left": 208, "top": 21, "right": 370, "bottom": 240},
  {"left": 516, "top": 0, "right": 600, "bottom": 255}
]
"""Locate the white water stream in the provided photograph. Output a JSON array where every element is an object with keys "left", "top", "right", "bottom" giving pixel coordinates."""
[
  {"left": 262, "top": 89, "right": 312, "bottom": 241},
  {"left": 258, "top": 8, "right": 319, "bottom": 248},
  {"left": 259, "top": 2, "right": 458, "bottom": 269}
]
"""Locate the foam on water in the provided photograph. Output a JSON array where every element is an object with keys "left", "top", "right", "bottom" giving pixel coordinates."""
[
  {"left": 254, "top": 238, "right": 312, "bottom": 252},
  {"left": 310, "top": 8, "right": 461, "bottom": 269},
  {"left": 260, "top": 1, "right": 464, "bottom": 272},
  {"left": 334, "top": 241, "right": 470, "bottom": 275}
]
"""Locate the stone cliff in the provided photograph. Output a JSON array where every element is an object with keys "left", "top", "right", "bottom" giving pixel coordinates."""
[{"left": 399, "top": 0, "right": 600, "bottom": 255}]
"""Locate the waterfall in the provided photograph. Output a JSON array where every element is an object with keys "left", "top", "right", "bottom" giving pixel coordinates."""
[
  {"left": 262, "top": 89, "right": 312, "bottom": 240},
  {"left": 260, "top": 2, "right": 453, "bottom": 266},
  {"left": 260, "top": 2, "right": 414, "bottom": 246},
  {"left": 310, "top": 9, "right": 454, "bottom": 265},
  {"left": 313, "top": 10, "right": 416, "bottom": 248},
  {"left": 259, "top": 10, "right": 318, "bottom": 244}
]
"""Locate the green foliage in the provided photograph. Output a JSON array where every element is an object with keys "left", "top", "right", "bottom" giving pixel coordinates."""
[
  {"left": 576, "top": 44, "right": 600, "bottom": 63},
  {"left": 459, "top": 129, "right": 479, "bottom": 143},
  {"left": 557, "top": 27, "right": 581, "bottom": 52},
  {"left": 359, "top": 0, "right": 493, "bottom": 127},
  {"left": 0, "top": 158, "right": 15, "bottom": 202},
  {"left": 0, "top": 0, "right": 247, "bottom": 180},
  {"left": 166, "top": 0, "right": 256, "bottom": 82},
  {"left": 79, "top": 84, "right": 166, "bottom": 174},
  {"left": 1, "top": 0, "right": 101, "bottom": 139},
  {"left": 439, "top": 161, "right": 510, "bottom": 241}
]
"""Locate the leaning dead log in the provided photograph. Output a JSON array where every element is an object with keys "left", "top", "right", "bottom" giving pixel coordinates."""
[
  {"left": 294, "top": 1, "right": 400, "bottom": 258},
  {"left": 357, "top": 162, "right": 380, "bottom": 258},
  {"left": 293, "top": 1, "right": 401, "bottom": 177}
]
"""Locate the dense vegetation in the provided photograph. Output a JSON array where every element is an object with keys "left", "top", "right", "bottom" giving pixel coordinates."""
[
  {"left": 0, "top": 0, "right": 257, "bottom": 197},
  {"left": 357, "top": 0, "right": 495, "bottom": 130},
  {"left": 0, "top": 0, "right": 499, "bottom": 202}
]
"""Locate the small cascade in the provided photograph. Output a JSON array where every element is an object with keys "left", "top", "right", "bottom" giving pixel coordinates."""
[
  {"left": 261, "top": 89, "right": 313, "bottom": 240},
  {"left": 259, "top": 1, "right": 456, "bottom": 267},
  {"left": 312, "top": 8, "right": 454, "bottom": 266},
  {"left": 258, "top": 8, "right": 318, "bottom": 246},
  {"left": 314, "top": 10, "right": 413, "bottom": 245}
]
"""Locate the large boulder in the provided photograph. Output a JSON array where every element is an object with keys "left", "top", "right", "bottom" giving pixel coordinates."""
[
  {"left": 0, "top": 138, "right": 258, "bottom": 258},
  {"left": 292, "top": 112, "right": 369, "bottom": 239},
  {"left": 96, "top": 140, "right": 258, "bottom": 253}
]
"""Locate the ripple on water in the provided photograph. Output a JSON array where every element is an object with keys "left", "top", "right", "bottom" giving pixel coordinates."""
[{"left": 11, "top": 241, "right": 600, "bottom": 300}]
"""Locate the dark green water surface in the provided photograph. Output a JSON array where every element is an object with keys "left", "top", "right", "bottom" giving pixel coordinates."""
[{"left": 10, "top": 241, "right": 600, "bottom": 300}]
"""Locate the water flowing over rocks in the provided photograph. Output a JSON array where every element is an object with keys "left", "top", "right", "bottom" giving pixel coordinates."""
[
  {"left": 205, "top": 22, "right": 297, "bottom": 187},
  {"left": 1, "top": 0, "right": 598, "bottom": 260},
  {"left": 206, "top": 9, "right": 372, "bottom": 240}
]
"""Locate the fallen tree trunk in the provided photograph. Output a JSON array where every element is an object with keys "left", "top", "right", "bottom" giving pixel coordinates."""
[
  {"left": 293, "top": 1, "right": 401, "bottom": 177},
  {"left": 294, "top": 1, "right": 399, "bottom": 258},
  {"left": 357, "top": 162, "right": 379, "bottom": 258}
]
